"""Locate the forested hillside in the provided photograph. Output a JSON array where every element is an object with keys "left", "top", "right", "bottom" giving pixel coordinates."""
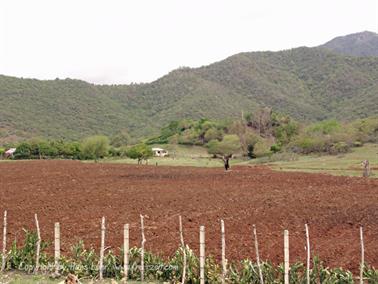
[{"left": 1, "top": 33, "right": 378, "bottom": 142}]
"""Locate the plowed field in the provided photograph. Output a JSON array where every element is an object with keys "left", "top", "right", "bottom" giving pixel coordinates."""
[{"left": 1, "top": 160, "right": 377, "bottom": 271}]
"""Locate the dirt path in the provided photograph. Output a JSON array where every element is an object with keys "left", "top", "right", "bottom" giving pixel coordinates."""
[{"left": 0, "top": 160, "right": 377, "bottom": 271}]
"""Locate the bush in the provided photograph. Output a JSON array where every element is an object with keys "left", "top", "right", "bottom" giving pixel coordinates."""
[
  {"left": 204, "top": 128, "right": 223, "bottom": 143},
  {"left": 108, "top": 147, "right": 121, "bottom": 157},
  {"left": 351, "top": 117, "right": 378, "bottom": 143},
  {"left": 290, "top": 135, "right": 326, "bottom": 154},
  {"left": 177, "top": 129, "right": 200, "bottom": 145},
  {"left": 207, "top": 135, "right": 241, "bottom": 157},
  {"left": 81, "top": 136, "right": 109, "bottom": 161},
  {"left": 307, "top": 119, "right": 341, "bottom": 135},
  {"left": 253, "top": 139, "right": 272, "bottom": 157},
  {"left": 273, "top": 119, "right": 299, "bottom": 145},
  {"left": 330, "top": 142, "right": 349, "bottom": 154},
  {"left": 270, "top": 144, "right": 281, "bottom": 153},
  {"left": 13, "top": 142, "right": 32, "bottom": 159},
  {"left": 60, "top": 141, "right": 82, "bottom": 159},
  {"left": 353, "top": 141, "right": 363, "bottom": 147},
  {"left": 125, "top": 144, "right": 153, "bottom": 164}
]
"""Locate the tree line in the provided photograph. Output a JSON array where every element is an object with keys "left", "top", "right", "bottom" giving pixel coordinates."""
[
  {"left": 1, "top": 109, "right": 377, "bottom": 162},
  {"left": 0, "top": 135, "right": 153, "bottom": 163}
]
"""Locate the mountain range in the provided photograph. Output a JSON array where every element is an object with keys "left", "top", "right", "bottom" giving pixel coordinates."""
[{"left": 0, "top": 31, "right": 377, "bottom": 143}]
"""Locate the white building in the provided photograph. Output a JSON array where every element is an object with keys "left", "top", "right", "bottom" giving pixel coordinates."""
[
  {"left": 152, "top": 147, "right": 169, "bottom": 157},
  {"left": 4, "top": 148, "right": 16, "bottom": 158}
]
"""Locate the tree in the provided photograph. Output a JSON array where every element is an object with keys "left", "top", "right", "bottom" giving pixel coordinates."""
[
  {"left": 13, "top": 142, "right": 32, "bottom": 159},
  {"left": 247, "top": 107, "right": 273, "bottom": 136},
  {"left": 125, "top": 144, "right": 153, "bottom": 164},
  {"left": 207, "top": 135, "right": 241, "bottom": 170},
  {"left": 81, "top": 135, "right": 109, "bottom": 161}
]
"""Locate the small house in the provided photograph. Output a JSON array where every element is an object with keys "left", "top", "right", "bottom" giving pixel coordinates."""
[
  {"left": 4, "top": 148, "right": 16, "bottom": 158},
  {"left": 152, "top": 147, "right": 169, "bottom": 157}
]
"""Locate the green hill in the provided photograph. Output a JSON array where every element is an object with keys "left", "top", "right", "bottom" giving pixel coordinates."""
[{"left": 1, "top": 37, "right": 378, "bottom": 143}]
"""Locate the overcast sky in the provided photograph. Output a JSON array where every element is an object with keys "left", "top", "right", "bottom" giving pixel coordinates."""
[{"left": 1, "top": 0, "right": 377, "bottom": 84}]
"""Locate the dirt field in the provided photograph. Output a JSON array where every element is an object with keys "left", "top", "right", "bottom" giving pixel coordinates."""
[{"left": 0, "top": 161, "right": 377, "bottom": 271}]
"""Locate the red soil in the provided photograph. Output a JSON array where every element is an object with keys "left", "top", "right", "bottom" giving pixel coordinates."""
[{"left": 0, "top": 160, "right": 377, "bottom": 271}]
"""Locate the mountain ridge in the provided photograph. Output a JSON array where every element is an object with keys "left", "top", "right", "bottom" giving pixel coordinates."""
[{"left": 319, "top": 31, "right": 378, "bottom": 56}]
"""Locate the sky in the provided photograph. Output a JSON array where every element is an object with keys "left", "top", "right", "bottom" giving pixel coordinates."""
[{"left": 1, "top": 0, "right": 377, "bottom": 84}]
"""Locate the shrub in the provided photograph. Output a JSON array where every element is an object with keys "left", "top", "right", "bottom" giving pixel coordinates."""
[
  {"left": 270, "top": 144, "right": 281, "bottom": 153},
  {"left": 178, "top": 129, "right": 200, "bottom": 145},
  {"left": 330, "top": 142, "right": 349, "bottom": 154},
  {"left": 60, "top": 142, "right": 82, "bottom": 159},
  {"left": 108, "top": 147, "right": 121, "bottom": 157},
  {"left": 253, "top": 139, "right": 272, "bottom": 157},
  {"left": 307, "top": 119, "right": 341, "bottom": 135},
  {"left": 13, "top": 142, "right": 32, "bottom": 159},
  {"left": 204, "top": 128, "right": 223, "bottom": 143},
  {"left": 290, "top": 135, "right": 326, "bottom": 154},
  {"left": 81, "top": 136, "right": 109, "bottom": 161},
  {"left": 351, "top": 117, "right": 378, "bottom": 143},
  {"left": 353, "top": 141, "right": 363, "bottom": 147},
  {"left": 207, "top": 135, "right": 241, "bottom": 157},
  {"left": 273, "top": 120, "right": 299, "bottom": 145},
  {"left": 125, "top": 144, "right": 153, "bottom": 164}
]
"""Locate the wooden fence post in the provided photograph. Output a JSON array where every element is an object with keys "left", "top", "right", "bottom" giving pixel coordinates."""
[
  {"left": 200, "top": 225, "right": 205, "bottom": 284},
  {"left": 253, "top": 225, "right": 264, "bottom": 284},
  {"left": 54, "top": 222, "right": 60, "bottom": 275},
  {"left": 284, "top": 230, "right": 289, "bottom": 284},
  {"left": 360, "top": 226, "right": 364, "bottom": 284},
  {"left": 1, "top": 210, "right": 7, "bottom": 272},
  {"left": 305, "top": 224, "right": 310, "bottom": 284},
  {"left": 99, "top": 217, "right": 105, "bottom": 280},
  {"left": 179, "top": 216, "right": 186, "bottom": 284},
  {"left": 34, "top": 214, "right": 41, "bottom": 274},
  {"left": 140, "top": 215, "right": 145, "bottom": 282},
  {"left": 221, "top": 220, "right": 227, "bottom": 284},
  {"left": 124, "top": 224, "right": 129, "bottom": 282}
]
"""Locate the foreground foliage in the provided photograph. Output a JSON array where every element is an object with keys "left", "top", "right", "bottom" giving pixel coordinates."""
[{"left": 0, "top": 230, "right": 377, "bottom": 283}]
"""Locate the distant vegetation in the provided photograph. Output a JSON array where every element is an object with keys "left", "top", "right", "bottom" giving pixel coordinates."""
[
  {"left": 2, "top": 110, "right": 377, "bottom": 164},
  {"left": 147, "top": 111, "right": 378, "bottom": 158},
  {"left": 1, "top": 32, "right": 378, "bottom": 143}
]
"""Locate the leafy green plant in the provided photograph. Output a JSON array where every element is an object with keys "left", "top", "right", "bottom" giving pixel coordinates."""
[
  {"left": 2, "top": 232, "right": 378, "bottom": 283},
  {"left": 5, "top": 229, "right": 50, "bottom": 272}
]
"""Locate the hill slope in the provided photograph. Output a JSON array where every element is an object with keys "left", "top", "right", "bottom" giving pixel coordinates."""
[
  {"left": 1, "top": 42, "right": 378, "bottom": 142},
  {"left": 320, "top": 31, "right": 378, "bottom": 56}
]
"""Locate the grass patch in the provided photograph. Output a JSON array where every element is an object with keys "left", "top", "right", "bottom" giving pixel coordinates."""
[
  {"left": 266, "top": 143, "right": 378, "bottom": 177},
  {"left": 102, "top": 144, "right": 230, "bottom": 167}
]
